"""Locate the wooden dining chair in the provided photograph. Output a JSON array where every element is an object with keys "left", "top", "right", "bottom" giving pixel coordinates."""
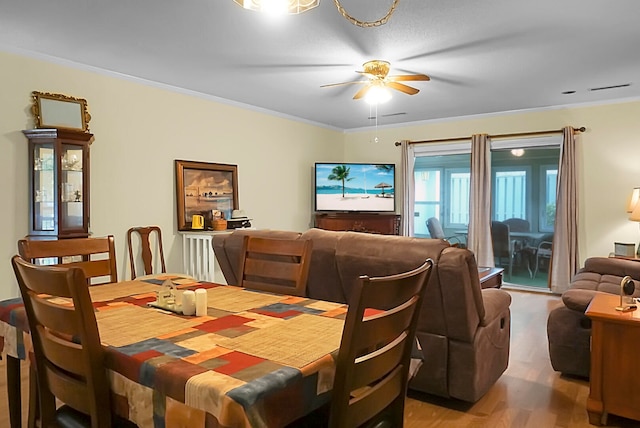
[
  {"left": 11, "top": 256, "right": 136, "bottom": 428},
  {"left": 238, "top": 235, "right": 313, "bottom": 297},
  {"left": 126, "top": 226, "right": 166, "bottom": 279},
  {"left": 328, "top": 258, "right": 434, "bottom": 428},
  {"left": 17, "top": 235, "right": 118, "bottom": 284}
]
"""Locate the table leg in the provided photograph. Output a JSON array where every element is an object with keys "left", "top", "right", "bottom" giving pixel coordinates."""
[{"left": 6, "top": 355, "right": 22, "bottom": 428}]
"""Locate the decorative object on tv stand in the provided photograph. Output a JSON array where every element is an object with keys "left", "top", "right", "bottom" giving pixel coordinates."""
[
  {"left": 228, "top": 209, "right": 252, "bottom": 229},
  {"left": 628, "top": 187, "right": 640, "bottom": 257},
  {"left": 232, "top": 0, "right": 400, "bottom": 28},
  {"left": 175, "top": 160, "right": 239, "bottom": 231}
]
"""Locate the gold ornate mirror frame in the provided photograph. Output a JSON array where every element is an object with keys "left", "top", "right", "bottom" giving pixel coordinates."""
[{"left": 31, "top": 91, "right": 91, "bottom": 132}]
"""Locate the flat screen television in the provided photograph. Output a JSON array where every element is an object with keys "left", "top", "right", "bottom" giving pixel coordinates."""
[{"left": 314, "top": 162, "right": 396, "bottom": 212}]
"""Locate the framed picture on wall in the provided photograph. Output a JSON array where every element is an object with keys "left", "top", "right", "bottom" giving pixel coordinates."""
[{"left": 175, "top": 160, "right": 239, "bottom": 231}]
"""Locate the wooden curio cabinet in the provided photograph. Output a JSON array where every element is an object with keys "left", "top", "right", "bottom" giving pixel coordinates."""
[{"left": 23, "top": 128, "right": 93, "bottom": 238}]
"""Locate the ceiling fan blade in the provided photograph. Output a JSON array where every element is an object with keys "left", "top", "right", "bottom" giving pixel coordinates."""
[
  {"left": 321, "top": 81, "right": 367, "bottom": 88},
  {"left": 387, "top": 82, "right": 420, "bottom": 95},
  {"left": 356, "top": 71, "right": 379, "bottom": 80},
  {"left": 388, "top": 74, "right": 431, "bottom": 82},
  {"left": 353, "top": 85, "right": 372, "bottom": 100}
]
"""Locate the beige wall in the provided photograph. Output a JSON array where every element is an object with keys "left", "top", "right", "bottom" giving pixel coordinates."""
[
  {"left": 2, "top": 49, "right": 639, "bottom": 300},
  {"left": 0, "top": 51, "right": 344, "bottom": 300},
  {"left": 343, "top": 101, "right": 640, "bottom": 265}
]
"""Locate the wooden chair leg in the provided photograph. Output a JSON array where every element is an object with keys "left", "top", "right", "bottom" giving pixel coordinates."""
[
  {"left": 28, "top": 365, "right": 39, "bottom": 428},
  {"left": 6, "top": 355, "right": 22, "bottom": 428}
]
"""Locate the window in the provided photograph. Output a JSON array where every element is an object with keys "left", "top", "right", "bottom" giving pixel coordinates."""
[
  {"left": 413, "top": 147, "right": 471, "bottom": 237},
  {"left": 490, "top": 138, "right": 561, "bottom": 232},
  {"left": 492, "top": 167, "right": 530, "bottom": 221},
  {"left": 414, "top": 170, "right": 441, "bottom": 236},
  {"left": 446, "top": 169, "right": 470, "bottom": 226},
  {"left": 540, "top": 166, "right": 558, "bottom": 232}
]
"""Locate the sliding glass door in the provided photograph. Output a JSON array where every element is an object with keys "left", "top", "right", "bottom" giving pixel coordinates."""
[{"left": 411, "top": 136, "right": 560, "bottom": 288}]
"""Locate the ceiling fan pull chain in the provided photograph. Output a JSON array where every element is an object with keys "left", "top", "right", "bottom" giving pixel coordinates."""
[{"left": 333, "top": 0, "right": 400, "bottom": 28}]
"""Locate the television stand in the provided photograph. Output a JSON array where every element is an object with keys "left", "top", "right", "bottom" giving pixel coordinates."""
[{"left": 314, "top": 213, "right": 401, "bottom": 235}]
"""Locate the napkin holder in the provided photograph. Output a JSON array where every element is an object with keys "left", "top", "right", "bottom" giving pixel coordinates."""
[{"left": 148, "top": 279, "right": 184, "bottom": 314}]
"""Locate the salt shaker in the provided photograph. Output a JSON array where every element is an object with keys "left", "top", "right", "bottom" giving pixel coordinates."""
[
  {"left": 195, "top": 288, "right": 207, "bottom": 316},
  {"left": 182, "top": 290, "right": 196, "bottom": 316}
]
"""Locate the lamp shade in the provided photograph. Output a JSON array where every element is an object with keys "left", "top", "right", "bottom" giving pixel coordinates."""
[
  {"left": 628, "top": 187, "right": 640, "bottom": 213},
  {"left": 630, "top": 196, "right": 640, "bottom": 222}
]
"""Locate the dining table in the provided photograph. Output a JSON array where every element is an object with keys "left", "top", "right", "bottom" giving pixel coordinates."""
[{"left": 0, "top": 274, "right": 348, "bottom": 428}]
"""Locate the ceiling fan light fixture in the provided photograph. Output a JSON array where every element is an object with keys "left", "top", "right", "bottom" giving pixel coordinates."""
[
  {"left": 365, "top": 85, "right": 392, "bottom": 105},
  {"left": 233, "top": 0, "right": 319, "bottom": 14}
]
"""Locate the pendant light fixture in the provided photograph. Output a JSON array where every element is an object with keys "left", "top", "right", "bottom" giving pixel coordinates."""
[
  {"left": 233, "top": 0, "right": 400, "bottom": 27},
  {"left": 233, "top": 0, "right": 319, "bottom": 14}
]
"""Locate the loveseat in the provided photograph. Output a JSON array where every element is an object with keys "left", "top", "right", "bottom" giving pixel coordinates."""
[
  {"left": 213, "top": 228, "right": 512, "bottom": 402},
  {"left": 547, "top": 256, "right": 640, "bottom": 378}
]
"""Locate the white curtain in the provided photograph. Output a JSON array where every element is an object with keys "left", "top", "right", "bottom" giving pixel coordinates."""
[
  {"left": 549, "top": 127, "right": 579, "bottom": 293},
  {"left": 401, "top": 140, "right": 415, "bottom": 236},
  {"left": 468, "top": 134, "right": 494, "bottom": 266}
]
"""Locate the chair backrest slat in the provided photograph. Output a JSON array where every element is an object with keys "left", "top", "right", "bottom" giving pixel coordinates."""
[
  {"left": 329, "top": 258, "right": 433, "bottom": 428},
  {"left": 18, "top": 236, "right": 118, "bottom": 284},
  {"left": 238, "top": 236, "right": 313, "bottom": 297}
]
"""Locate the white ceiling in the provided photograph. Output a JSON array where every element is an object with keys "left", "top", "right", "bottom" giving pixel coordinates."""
[{"left": 1, "top": 0, "right": 639, "bottom": 131}]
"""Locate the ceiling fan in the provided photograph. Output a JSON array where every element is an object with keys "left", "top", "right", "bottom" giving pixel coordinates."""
[{"left": 321, "top": 60, "right": 430, "bottom": 100}]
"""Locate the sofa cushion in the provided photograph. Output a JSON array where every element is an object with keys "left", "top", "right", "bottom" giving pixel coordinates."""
[
  {"left": 561, "top": 288, "right": 597, "bottom": 312},
  {"left": 332, "top": 231, "right": 450, "bottom": 306}
]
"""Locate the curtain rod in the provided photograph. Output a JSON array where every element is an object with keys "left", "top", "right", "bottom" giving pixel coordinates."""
[{"left": 393, "top": 126, "right": 586, "bottom": 146}]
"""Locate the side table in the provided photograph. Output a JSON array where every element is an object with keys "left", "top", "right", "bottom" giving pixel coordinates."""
[
  {"left": 585, "top": 292, "right": 640, "bottom": 425},
  {"left": 478, "top": 267, "right": 504, "bottom": 289}
]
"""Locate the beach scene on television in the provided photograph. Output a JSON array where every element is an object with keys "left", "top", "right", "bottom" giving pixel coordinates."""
[{"left": 315, "top": 163, "right": 395, "bottom": 212}]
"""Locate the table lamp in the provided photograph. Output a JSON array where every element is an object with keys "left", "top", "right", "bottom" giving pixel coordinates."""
[
  {"left": 627, "top": 187, "right": 640, "bottom": 213},
  {"left": 628, "top": 188, "right": 640, "bottom": 257}
]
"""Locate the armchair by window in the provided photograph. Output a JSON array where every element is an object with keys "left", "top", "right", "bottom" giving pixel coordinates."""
[
  {"left": 426, "top": 217, "right": 465, "bottom": 247},
  {"left": 533, "top": 233, "right": 554, "bottom": 277}
]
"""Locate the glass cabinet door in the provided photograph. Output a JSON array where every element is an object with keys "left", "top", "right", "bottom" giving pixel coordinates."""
[
  {"left": 32, "top": 143, "right": 55, "bottom": 232},
  {"left": 60, "top": 143, "right": 85, "bottom": 231}
]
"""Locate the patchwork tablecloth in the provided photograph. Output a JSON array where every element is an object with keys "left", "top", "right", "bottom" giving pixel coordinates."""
[{"left": 0, "top": 275, "right": 348, "bottom": 428}]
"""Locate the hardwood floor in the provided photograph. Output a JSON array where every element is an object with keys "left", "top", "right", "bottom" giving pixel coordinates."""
[
  {"left": 1, "top": 289, "right": 639, "bottom": 427},
  {"left": 405, "top": 289, "right": 640, "bottom": 428}
]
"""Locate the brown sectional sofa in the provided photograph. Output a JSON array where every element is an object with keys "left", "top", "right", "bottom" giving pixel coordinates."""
[
  {"left": 547, "top": 256, "right": 640, "bottom": 378},
  {"left": 213, "top": 228, "right": 512, "bottom": 402}
]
